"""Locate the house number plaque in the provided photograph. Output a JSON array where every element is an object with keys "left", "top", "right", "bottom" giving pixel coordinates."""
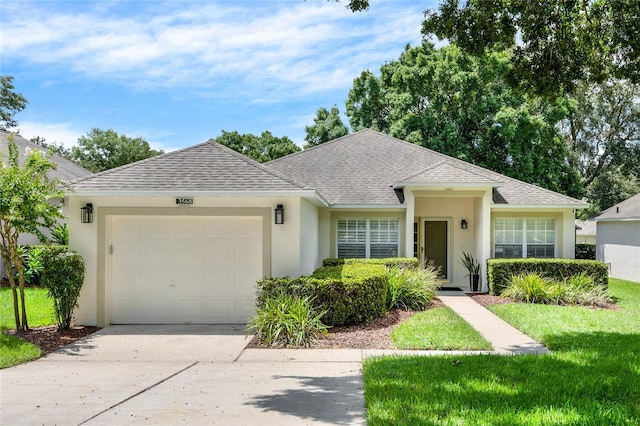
[{"left": 175, "top": 197, "right": 194, "bottom": 205}]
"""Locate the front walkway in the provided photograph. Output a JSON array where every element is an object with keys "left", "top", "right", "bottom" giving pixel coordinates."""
[{"left": 437, "top": 290, "right": 549, "bottom": 354}]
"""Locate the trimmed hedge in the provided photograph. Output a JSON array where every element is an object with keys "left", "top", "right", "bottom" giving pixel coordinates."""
[
  {"left": 487, "top": 258, "right": 609, "bottom": 295},
  {"left": 256, "top": 263, "right": 387, "bottom": 327},
  {"left": 322, "top": 257, "right": 419, "bottom": 269}
]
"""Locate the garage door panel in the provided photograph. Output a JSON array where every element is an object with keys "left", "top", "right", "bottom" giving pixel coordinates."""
[
  {"left": 140, "top": 218, "right": 173, "bottom": 238},
  {"left": 173, "top": 240, "right": 204, "bottom": 266},
  {"left": 110, "top": 215, "right": 263, "bottom": 324},
  {"left": 202, "top": 219, "right": 236, "bottom": 238},
  {"left": 235, "top": 218, "right": 262, "bottom": 238}
]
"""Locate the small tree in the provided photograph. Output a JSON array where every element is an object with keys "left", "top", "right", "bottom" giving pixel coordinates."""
[
  {"left": 0, "top": 135, "right": 64, "bottom": 331},
  {"left": 40, "top": 247, "right": 85, "bottom": 330}
]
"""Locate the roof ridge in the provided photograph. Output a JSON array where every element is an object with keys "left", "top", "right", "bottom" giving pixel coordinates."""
[{"left": 266, "top": 129, "right": 370, "bottom": 165}]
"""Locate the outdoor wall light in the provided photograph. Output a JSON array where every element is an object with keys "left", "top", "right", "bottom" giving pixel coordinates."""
[
  {"left": 461, "top": 219, "right": 468, "bottom": 230},
  {"left": 274, "top": 204, "right": 284, "bottom": 225},
  {"left": 81, "top": 203, "right": 93, "bottom": 224}
]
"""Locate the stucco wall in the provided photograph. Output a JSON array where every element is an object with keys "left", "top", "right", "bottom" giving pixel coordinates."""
[
  {"left": 597, "top": 220, "right": 640, "bottom": 282},
  {"left": 299, "top": 198, "right": 320, "bottom": 275}
]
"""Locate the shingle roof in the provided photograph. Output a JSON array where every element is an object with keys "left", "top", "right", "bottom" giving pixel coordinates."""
[
  {"left": 575, "top": 219, "right": 596, "bottom": 236},
  {"left": 395, "top": 161, "right": 502, "bottom": 186},
  {"left": 267, "top": 129, "right": 585, "bottom": 207},
  {"left": 68, "top": 140, "right": 306, "bottom": 192},
  {"left": 1, "top": 131, "right": 92, "bottom": 183},
  {"left": 595, "top": 193, "right": 640, "bottom": 220}
]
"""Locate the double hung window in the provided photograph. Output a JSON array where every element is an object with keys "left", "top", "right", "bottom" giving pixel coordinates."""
[{"left": 337, "top": 218, "right": 399, "bottom": 258}]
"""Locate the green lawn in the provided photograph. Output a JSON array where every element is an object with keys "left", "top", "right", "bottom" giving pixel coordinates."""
[
  {"left": 1, "top": 287, "right": 55, "bottom": 369},
  {"left": 391, "top": 306, "right": 492, "bottom": 350},
  {"left": 364, "top": 278, "right": 640, "bottom": 425}
]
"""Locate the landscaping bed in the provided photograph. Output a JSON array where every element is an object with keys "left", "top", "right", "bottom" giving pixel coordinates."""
[{"left": 6, "top": 325, "right": 100, "bottom": 354}]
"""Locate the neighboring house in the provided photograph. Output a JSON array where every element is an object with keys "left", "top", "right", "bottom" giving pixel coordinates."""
[
  {"left": 0, "top": 131, "right": 92, "bottom": 278},
  {"left": 575, "top": 219, "right": 596, "bottom": 244},
  {"left": 595, "top": 193, "right": 640, "bottom": 282},
  {"left": 65, "top": 129, "right": 587, "bottom": 326}
]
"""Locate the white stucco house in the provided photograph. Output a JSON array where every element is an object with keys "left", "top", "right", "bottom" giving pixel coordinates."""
[
  {"left": 595, "top": 193, "right": 640, "bottom": 282},
  {"left": 65, "top": 130, "right": 587, "bottom": 326},
  {"left": 0, "top": 131, "right": 92, "bottom": 278},
  {"left": 575, "top": 219, "right": 596, "bottom": 244}
]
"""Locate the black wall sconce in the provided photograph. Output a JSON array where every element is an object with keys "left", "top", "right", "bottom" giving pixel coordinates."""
[
  {"left": 81, "top": 203, "right": 93, "bottom": 224},
  {"left": 461, "top": 219, "right": 468, "bottom": 230},
  {"left": 274, "top": 204, "right": 284, "bottom": 225}
]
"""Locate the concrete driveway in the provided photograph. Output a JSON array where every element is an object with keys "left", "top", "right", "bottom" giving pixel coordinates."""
[{"left": 1, "top": 325, "right": 365, "bottom": 425}]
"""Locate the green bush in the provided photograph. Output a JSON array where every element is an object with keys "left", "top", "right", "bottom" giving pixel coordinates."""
[
  {"left": 256, "top": 263, "right": 388, "bottom": 327},
  {"left": 49, "top": 223, "right": 69, "bottom": 246},
  {"left": 386, "top": 264, "right": 438, "bottom": 310},
  {"left": 487, "top": 258, "right": 608, "bottom": 295},
  {"left": 18, "top": 245, "right": 45, "bottom": 286},
  {"left": 248, "top": 293, "right": 328, "bottom": 348},
  {"left": 503, "top": 271, "right": 613, "bottom": 307},
  {"left": 502, "top": 273, "right": 564, "bottom": 304},
  {"left": 40, "top": 246, "right": 85, "bottom": 330},
  {"left": 322, "top": 257, "right": 419, "bottom": 269},
  {"left": 575, "top": 244, "right": 596, "bottom": 260}
]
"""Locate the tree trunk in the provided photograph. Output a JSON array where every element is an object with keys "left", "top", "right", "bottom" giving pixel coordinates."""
[
  {"left": 16, "top": 260, "right": 28, "bottom": 331},
  {"left": 2, "top": 256, "right": 21, "bottom": 330}
]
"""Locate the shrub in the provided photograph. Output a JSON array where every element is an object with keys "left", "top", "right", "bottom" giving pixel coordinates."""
[
  {"left": 256, "top": 263, "right": 388, "bottom": 327},
  {"left": 503, "top": 271, "right": 613, "bottom": 307},
  {"left": 18, "top": 245, "right": 45, "bottom": 286},
  {"left": 49, "top": 223, "right": 69, "bottom": 246},
  {"left": 322, "top": 257, "right": 419, "bottom": 269},
  {"left": 40, "top": 246, "right": 85, "bottom": 330},
  {"left": 386, "top": 264, "right": 438, "bottom": 310},
  {"left": 487, "top": 258, "right": 608, "bottom": 295},
  {"left": 248, "top": 293, "right": 328, "bottom": 348},
  {"left": 575, "top": 244, "right": 596, "bottom": 260},
  {"left": 502, "top": 273, "right": 564, "bottom": 304}
]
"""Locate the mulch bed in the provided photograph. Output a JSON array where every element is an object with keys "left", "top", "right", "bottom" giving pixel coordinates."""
[{"left": 7, "top": 326, "right": 101, "bottom": 354}]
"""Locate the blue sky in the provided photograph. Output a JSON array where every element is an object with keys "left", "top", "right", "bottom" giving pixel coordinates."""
[{"left": 1, "top": 1, "right": 433, "bottom": 152}]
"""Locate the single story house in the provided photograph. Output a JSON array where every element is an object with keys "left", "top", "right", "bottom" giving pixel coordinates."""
[
  {"left": 0, "top": 131, "right": 92, "bottom": 278},
  {"left": 575, "top": 219, "right": 596, "bottom": 244},
  {"left": 66, "top": 129, "right": 587, "bottom": 326},
  {"left": 595, "top": 193, "right": 640, "bottom": 282}
]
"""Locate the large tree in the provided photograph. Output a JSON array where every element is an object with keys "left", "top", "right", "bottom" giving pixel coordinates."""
[
  {"left": 0, "top": 76, "right": 28, "bottom": 132},
  {"left": 215, "top": 130, "right": 300, "bottom": 162},
  {"left": 304, "top": 106, "right": 349, "bottom": 148},
  {"left": 342, "top": 0, "right": 640, "bottom": 97},
  {"left": 560, "top": 80, "right": 640, "bottom": 217},
  {"left": 346, "top": 42, "right": 583, "bottom": 197},
  {"left": 31, "top": 136, "right": 72, "bottom": 159},
  {"left": 0, "top": 135, "right": 64, "bottom": 331},
  {"left": 71, "top": 128, "right": 163, "bottom": 172}
]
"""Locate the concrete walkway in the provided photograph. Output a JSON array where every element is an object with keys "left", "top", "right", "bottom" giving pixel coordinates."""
[{"left": 437, "top": 290, "right": 549, "bottom": 355}]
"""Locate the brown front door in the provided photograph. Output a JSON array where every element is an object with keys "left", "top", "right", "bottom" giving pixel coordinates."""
[{"left": 424, "top": 220, "right": 448, "bottom": 279}]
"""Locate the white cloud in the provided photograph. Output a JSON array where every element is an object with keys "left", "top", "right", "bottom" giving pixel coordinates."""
[
  {"left": 18, "top": 121, "right": 84, "bottom": 149},
  {"left": 1, "top": 1, "right": 425, "bottom": 100}
]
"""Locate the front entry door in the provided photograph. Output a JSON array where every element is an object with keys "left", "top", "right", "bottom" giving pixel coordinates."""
[{"left": 424, "top": 220, "right": 448, "bottom": 279}]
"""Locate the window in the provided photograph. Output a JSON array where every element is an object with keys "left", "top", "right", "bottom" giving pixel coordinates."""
[
  {"left": 494, "top": 218, "right": 555, "bottom": 258},
  {"left": 337, "top": 218, "right": 399, "bottom": 258}
]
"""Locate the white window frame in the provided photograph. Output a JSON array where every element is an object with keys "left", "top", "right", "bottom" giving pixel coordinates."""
[
  {"left": 494, "top": 218, "right": 557, "bottom": 258},
  {"left": 336, "top": 217, "right": 400, "bottom": 258}
]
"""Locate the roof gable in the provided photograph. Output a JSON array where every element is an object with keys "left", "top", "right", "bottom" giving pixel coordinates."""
[
  {"left": 1, "top": 131, "right": 92, "bottom": 182},
  {"left": 68, "top": 140, "right": 305, "bottom": 192},
  {"left": 267, "top": 129, "right": 584, "bottom": 207},
  {"left": 595, "top": 193, "right": 640, "bottom": 220}
]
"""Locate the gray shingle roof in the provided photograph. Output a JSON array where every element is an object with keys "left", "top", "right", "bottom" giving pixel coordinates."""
[
  {"left": 575, "top": 219, "right": 596, "bottom": 236},
  {"left": 595, "top": 193, "right": 640, "bottom": 220},
  {"left": 67, "top": 140, "right": 305, "bottom": 192},
  {"left": 1, "top": 131, "right": 92, "bottom": 183},
  {"left": 395, "top": 161, "right": 502, "bottom": 186},
  {"left": 267, "top": 129, "right": 585, "bottom": 207}
]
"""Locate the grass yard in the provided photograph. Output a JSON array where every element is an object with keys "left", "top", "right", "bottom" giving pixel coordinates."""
[
  {"left": 391, "top": 306, "right": 492, "bottom": 350},
  {"left": 1, "top": 287, "right": 55, "bottom": 368},
  {"left": 364, "top": 278, "right": 640, "bottom": 425}
]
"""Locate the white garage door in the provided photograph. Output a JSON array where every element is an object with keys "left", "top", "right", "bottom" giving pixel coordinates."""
[{"left": 109, "top": 215, "right": 263, "bottom": 324}]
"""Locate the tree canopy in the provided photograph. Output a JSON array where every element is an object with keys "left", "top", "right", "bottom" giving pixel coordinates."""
[
  {"left": 71, "top": 128, "right": 163, "bottom": 173},
  {"left": 304, "top": 106, "right": 349, "bottom": 148},
  {"left": 346, "top": 42, "right": 583, "bottom": 197},
  {"left": 420, "top": 0, "right": 639, "bottom": 96},
  {"left": 0, "top": 76, "right": 28, "bottom": 132},
  {"left": 0, "top": 135, "right": 64, "bottom": 331},
  {"left": 215, "top": 130, "right": 300, "bottom": 162}
]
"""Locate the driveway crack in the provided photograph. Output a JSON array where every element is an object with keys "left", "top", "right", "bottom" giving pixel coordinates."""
[{"left": 77, "top": 361, "right": 199, "bottom": 425}]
